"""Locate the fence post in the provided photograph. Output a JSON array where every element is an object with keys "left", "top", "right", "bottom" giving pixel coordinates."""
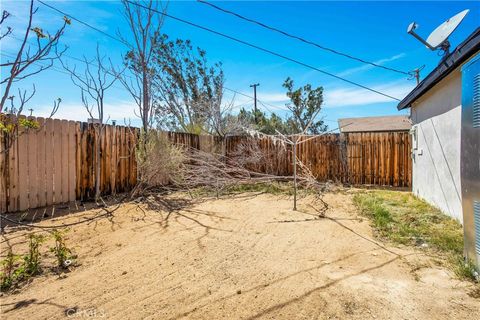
[{"left": 339, "top": 133, "right": 348, "bottom": 184}]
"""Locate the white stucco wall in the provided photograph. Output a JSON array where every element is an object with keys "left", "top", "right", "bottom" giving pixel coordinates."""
[{"left": 410, "top": 70, "right": 463, "bottom": 222}]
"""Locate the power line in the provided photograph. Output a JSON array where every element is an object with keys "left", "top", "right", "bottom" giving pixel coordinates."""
[
  {"left": 1, "top": 51, "right": 127, "bottom": 93},
  {"left": 258, "top": 100, "right": 276, "bottom": 114},
  {"left": 225, "top": 86, "right": 335, "bottom": 120},
  {"left": 223, "top": 87, "right": 279, "bottom": 113},
  {"left": 21, "top": 2, "right": 378, "bottom": 123},
  {"left": 225, "top": 87, "right": 336, "bottom": 118},
  {"left": 2, "top": 52, "right": 70, "bottom": 77},
  {"left": 230, "top": 100, "right": 254, "bottom": 110},
  {"left": 37, "top": 0, "right": 128, "bottom": 47},
  {"left": 1, "top": 51, "right": 270, "bottom": 118},
  {"left": 3, "top": 51, "right": 340, "bottom": 128},
  {"left": 197, "top": 0, "right": 412, "bottom": 77},
  {"left": 124, "top": 0, "right": 401, "bottom": 102},
  {"left": 33, "top": 1, "right": 291, "bottom": 110},
  {"left": 9, "top": 35, "right": 129, "bottom": 80},
  {"left": 223, "top": 87, "right": 253, "bottom": 100},
  {"left": 1, "top": 46, "right": 268, "bottom": 115},
  {"left": 38, "top": 0, "right": 401, "bottom": 101}
]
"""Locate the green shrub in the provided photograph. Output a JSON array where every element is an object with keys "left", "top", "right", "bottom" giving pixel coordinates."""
[
  {"left": 50, "top": 229, "right": 75, "bottom": 269},
  {"left": 1, "top": 234, "right": 45, "bottom": 291},
  {"left": 0, "top": 250, "right": 20, "bottom": 290},
  {"left": 23, "top": 234, "right": 45, "bottom": 276}
]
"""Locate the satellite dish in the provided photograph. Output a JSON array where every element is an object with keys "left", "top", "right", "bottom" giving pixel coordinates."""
[{"left": 407, "top": 9, "right": 469, "bottom": 55}]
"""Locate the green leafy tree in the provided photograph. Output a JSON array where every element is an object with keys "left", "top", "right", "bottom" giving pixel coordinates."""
[
  {"left": 282, "top": 77, "right": 327, "bottom": 134},
  {"left": 153, "top": 36, "right": 224, "bottom": 134},
  {"left": 238, "top": 108, "right": 289, "bottom": 135}
]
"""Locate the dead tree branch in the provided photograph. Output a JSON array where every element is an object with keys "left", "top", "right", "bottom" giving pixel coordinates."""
[
  {"left": 115, "top": 0, "right": 168, "bottom": 133},
  {"left": 61, "top": 44, "right": 120, "bottom": 201},
  {"left": 0, "top": 0, "right": 69, "bottom": 112}
]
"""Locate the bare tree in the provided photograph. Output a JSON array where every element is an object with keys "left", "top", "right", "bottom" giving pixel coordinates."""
[
  {"left": 0, "top": 0, "right": 68, "bottom": 161},
  {"left": 0, "top": 1, "right": 68, "bottom": 212},
  {"left": 61, "top": 45, "right": 121, "bottom": 201},
  {"left": 115, "top": 0, "right": 168, "bottom": 133},
  {"left": 0, "top": 0, "right": 69, "bottom": 112},
  {"left": 0, "top": 10, "right": 12, "bottom": 40}
]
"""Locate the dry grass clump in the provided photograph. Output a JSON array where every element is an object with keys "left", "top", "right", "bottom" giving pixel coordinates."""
[
  {"left": 353, "top": 190, "right": 478, "bottom": 282},
  {"left": 132, "top": 131, "right": 185, "bottom": 196}
]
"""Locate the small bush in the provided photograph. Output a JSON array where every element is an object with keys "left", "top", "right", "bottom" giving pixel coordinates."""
[
  {"left": 1, "top": 230, "right": 79, "bottom": 292},
  {"left": 50, "top": 229, "right": 75, "bottom": 269},
  {"left": 452, "top": 256, "right": 479, "bottom": 282},
  {"left": 1, "top": 234, "right": 45, "bottom": 291},
  {"left": 23, "top": 234, "right": 45, "bottom": 276},
  {"left": 0, "top": 250, "right": 20, "bottom": 291},
  {"left": 133, "top": 131, "right": 185, "bottom": 195}
]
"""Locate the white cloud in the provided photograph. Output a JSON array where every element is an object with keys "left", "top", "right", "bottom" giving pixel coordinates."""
[
  {"left": 237, "top": 80, "right": 415, "bottom": 111},
  {"left": 31, "top": 80, "right": 414, "bottom": 125},
  {"left": 337, "top": 53, "right": 406, "bottom": 77},
  {"left": 324, "top": 80, "right": 414, "bottom": 108},
  {"left": 33, "top": 100, "right": 140, "bottom": 126},
  {"left": 258, "top": 92, "right": 289, "bottom": 103}
]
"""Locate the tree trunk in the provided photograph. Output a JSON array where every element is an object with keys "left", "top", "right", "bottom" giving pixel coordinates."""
[
  {"left": 142, "top": 69, "right": 149, "bottom": 133},
  {"left": 95, "top": 127, "right": 101, "bottom": 201}
]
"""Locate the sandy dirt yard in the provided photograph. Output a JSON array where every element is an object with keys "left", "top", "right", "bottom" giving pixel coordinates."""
[{"left": 0, "top": 190, "right": 479, "bottom": 319}]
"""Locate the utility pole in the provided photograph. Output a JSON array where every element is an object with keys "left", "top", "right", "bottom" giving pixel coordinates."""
[
  {"left": 413, "top": 68, "right": 421, "bottom": 85},
  {"left": 411, "top": 67, "right": 423, "bottom": 85},
  {"left": 250, "top": 83, "right": 260, "bottom": 123}
]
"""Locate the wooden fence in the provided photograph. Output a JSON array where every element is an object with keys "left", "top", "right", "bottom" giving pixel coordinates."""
[
  {"left": 76, "top": 123, "right": 138, "bottom": 201},
  {"left": 344, "top": 132, "right": 411, "bottom": 186},
  {"left": 0, "top": 116, "right": 411, "bottom": 213},
  {"left": 0, "top": 118, "right": 76, "bottom": 213},
  {"left": 0, "top": 118, "right": 138, "bottom": 213},
  {"left": 224, "top": 132, "right": 411, "bottom": 187}
]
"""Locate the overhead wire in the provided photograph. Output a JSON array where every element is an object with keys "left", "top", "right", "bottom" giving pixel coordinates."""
[
  {"left": 122, "top": 0, "right": 401, "bottom": 101},
  {"left": 223, "top": 87, "right": 279, "bottom": 113},
  {"left": 37, "top": 0, "right": 129, "bottom": 47},
  {"left": 1, "top": 51, "right": 128, "bottom": 96},
  {"left": 2, "top": 50, "right": 338, "bottom": 126},
  {"left": 37, "top": 0, "right": 407, "bottom": 100},
  {"left": 8, "top": 34, "right": 129, "bottom": 80},
  {"left": 10, "top": 7, "right": 286, "bottom": 114},
  {"left": 208, "top": 87, "right": 340, "bottom": 126},
  {"left": 197, "top": 0, "right": 412, "bottom": 77},
  {"left": 1, "top": 50, "right": 273, "bottom": 118},
  {"left": 14, "top": 1, "right": 356, "bottom": 122}
]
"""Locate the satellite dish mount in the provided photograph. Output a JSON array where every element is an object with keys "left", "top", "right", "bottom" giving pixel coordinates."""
[{"left": 407, "top": 9, "right": 469, "bottom": 57}]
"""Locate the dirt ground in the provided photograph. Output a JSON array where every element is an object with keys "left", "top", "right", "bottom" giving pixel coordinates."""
[{"left": 0, "top": 190, "right": 479, "bottom": 319}]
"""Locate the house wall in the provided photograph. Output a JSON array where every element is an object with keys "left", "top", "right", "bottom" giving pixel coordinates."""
[{"left": 410, "top": 69, "right": 463, "bottom": 222}]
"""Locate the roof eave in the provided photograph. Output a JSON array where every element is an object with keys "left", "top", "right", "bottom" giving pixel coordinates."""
[{"left": 397, "top": 27, "right": 480, "bottom": 111}]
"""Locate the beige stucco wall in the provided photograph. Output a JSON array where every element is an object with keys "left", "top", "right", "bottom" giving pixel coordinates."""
[{"left": 410, "top": 69, "right": 463, "bottom": 222}]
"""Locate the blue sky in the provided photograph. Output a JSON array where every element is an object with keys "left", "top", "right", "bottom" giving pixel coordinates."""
[{"left": 1, "top": 1, "right": 479, "bottom": 129}]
